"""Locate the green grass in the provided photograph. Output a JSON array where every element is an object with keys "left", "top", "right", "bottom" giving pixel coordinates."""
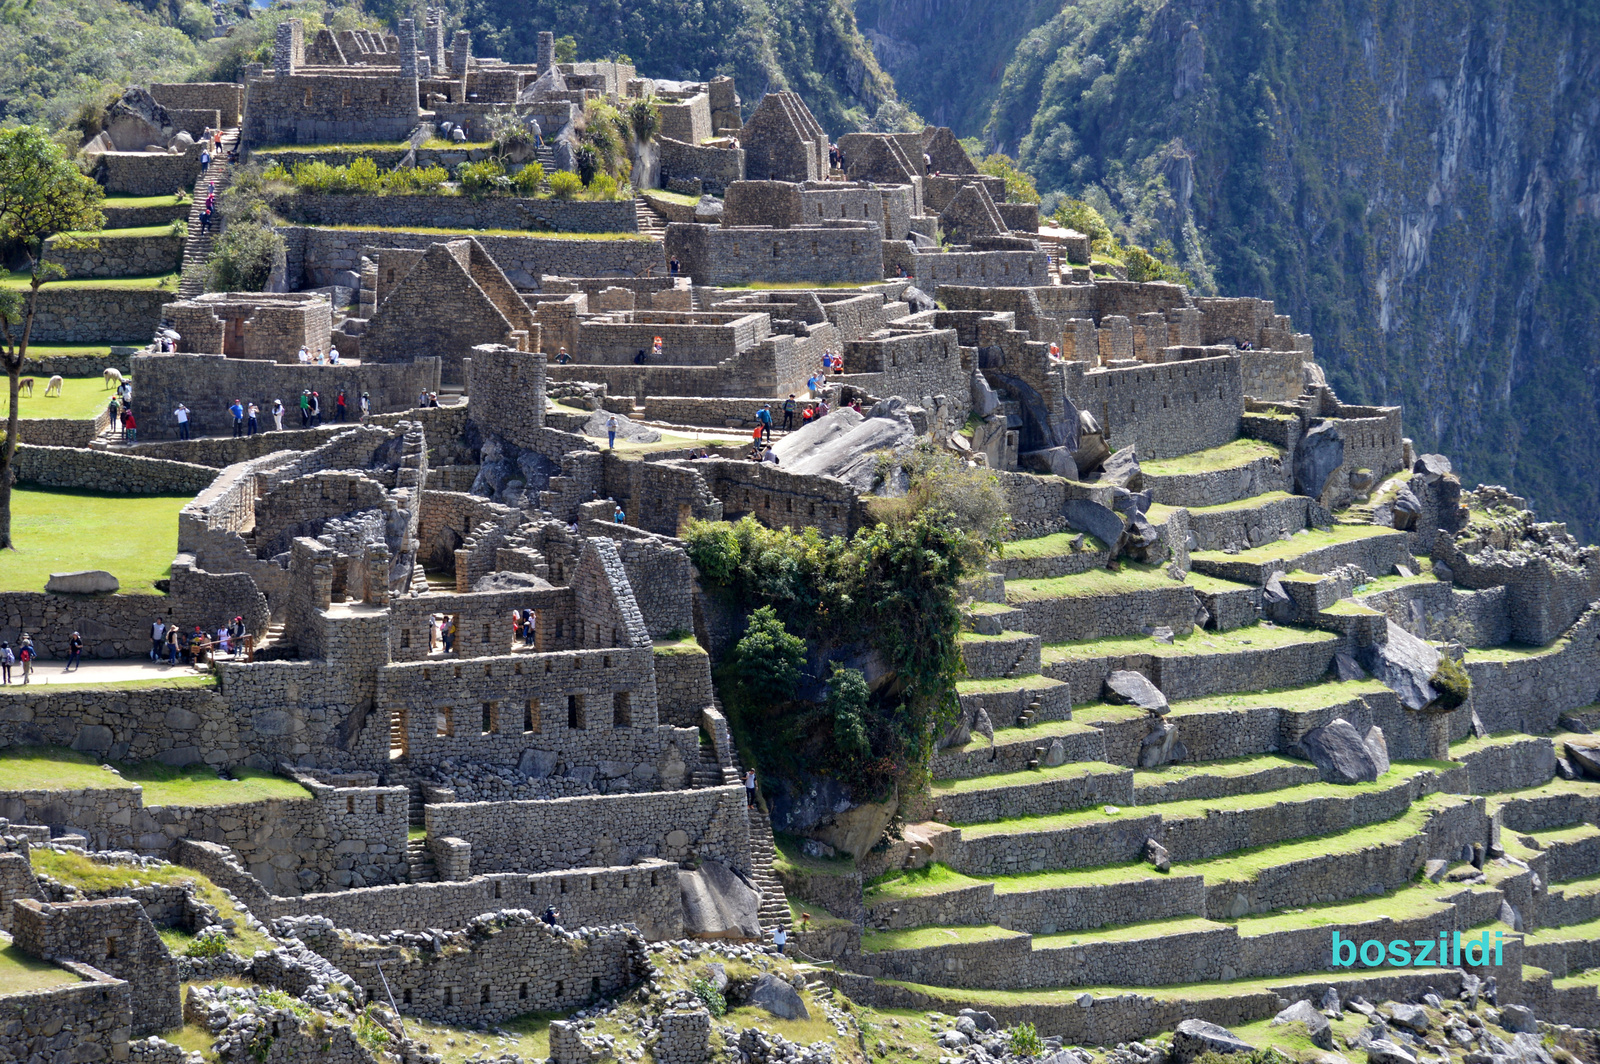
[
  {"left": 0, "top": 938, "right": 81, "bottom": 994},
  {"left": 124, "top": 764, "right": 312, "bottom": 807},
  {"left": 644, "top": 188, "right": 707, "bottom": 205},
  {"left": 1032, "top": 914, "right": 1223, "bottom": 947},
  {"left": 55, "top": 224, "right": 183, "bottom": 240},
  {"left": 957, "top": 765, "right": 1425, "bottom": 839},
  {"left": 989, "top": 860, "right": 1168, "bottom": 893},
  {"left": 959, "top": 718, "right": 1102, "bottom": 750},
  {"left": 932, "top": 760, "right": 1124, "bottom": 797},
  {"left": 860, "top": 923, "right": 1021, "bottom": 953},
  {"left": 954, "top": 674, "right": 1064, "bottom": 695},
  {"left": 1554, "top": 967, "right": 1600, "bottom": 989},
  {"left": 0, "top": 746, "right": 136, "bottom": 791},
  {"left": 999, "top": 531, "right": 1110, "bottom": 557},
  {"left": 16, "top": 343, "right": 115, "bottom": 358},
  {"left": 31, "top": 848, "right": 276, "bottom": 956},
  {"left": 1184, "top": 490, "right": 1299, "bottom": 515},
  {"left": 1465, "top": 641, "right": 1565, "bottom": 663},
  {"left": 1522, "top": 913, "right": 1600, "bottom": 946},
  {"left": 718, "top": 280, "right": 877, "bottom": 290},
  {"left": 651, "top": 634, "right": 705, "bottom": 656},
  {"left": 1230, "top": 878, "right": 1459, "bottom": 934},
  {"left": 0, "top": 675, "right": 218, "bottom": 693},
  {"left": 0, "top": 487, "right": 187, "bottom": 594},
  {"left": 6, "top": 375, "right": 129, "bottom": 421},
  {"left": 864, "top": 862, "right": 984, "bottom": 902},
  {"left": 1190, "top": 523, "right": 1404, "bottom": 566},
  {"left": 772, "top": 832, "right": 857, "bottom": 877},
  {"left": 1133, "top": 753, "right": 1309, "bottom": 783},
  {"left": 316, "top": 223, "right": 656, "bottom": 241},
  {"left": 403, "top": 1012, "right": 561, "bottom": 1064},
  {"left": 1042, "top": 622, "right": 1337, "bottom": 664},
  {"left": 1448, "top": 730, "right": 1532, "bottom": 755},
  {"left": 1004, "top": 564, "right": 1181, "bottom": 601},
  {"left": 1141, "top": 439, "right": 1281, "bottom": 477},
  {"left": 1165, "top": 678, "right": 1390, "bottom": 717},
  {"left": 100, "top": 194, "right": 189, "bottom": 209},
  {"left": 0, "top": 271, "right": 178, "bottom": 290}
]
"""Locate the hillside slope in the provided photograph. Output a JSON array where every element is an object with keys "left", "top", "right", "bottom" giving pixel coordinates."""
[{"left": 861, "top": 0, "right": 1600, "bottom": 539}]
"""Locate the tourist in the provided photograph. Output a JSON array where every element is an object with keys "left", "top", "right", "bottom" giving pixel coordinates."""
[
  {"left": 0, "top": 642, "right": 13, "bottom": 685},
  {"left": 228, "top": 617, "right": 247, "bottom": 650},
  {"left": 174, "top": 402, "right": 191, "bottom": 440},
  {"left": 744, "top": 768, "right": 757, "bottom": 808},
  {"left": 607, "top": 414, "right": 618, "bottom": 448},
  {"left": 165, "top": 625, "right": 180, "bottom": 664},
  {"left": 309, "top": 391, "right": 321, "bottom": 425},
  {"left": 511, "top": 609, "right": 523, "bottom": 644},
  {"left": 229, "top": 398, "right": 245, "bottom": 437},
  {"left": 359, "top": 392, "right": 371, "bottom": 422},
  {"left": 782, "top": 394, "right": 796, "bottom": 431},
  {"left": 299, "top": 390, "right": 311, "bottom": 426},
  {"left": 772, "top": 925, "right": 787, "bottom": 955},
  {"left": 189, "top": 625, "right": 208, "bottom": 665},
  {"left": 541, "top": 905, "right": 561, "bottom": 927},
  {"left": 217, "top": 624, "right": 232, "bottom": 657},
  {"left": 800, "top": 405, "right": 815, "bottom": 427},
  {"left": 429, "top": 393, "right": 440, "bottom": 408},
  {"left": 669, "top": 257, "right": 680, "bottom": 276},
  {"left": 66, "top": 631, "right": 82, "bottom": 672},
  {"left": 200, "top": 147, "right": 212, "bottom": 173},
  {"left": 335, "top": 390, "right": 348, "bottom": 422},
  {"left": 122, "top": 408, "right": 136, "bottom": 442},
  {"left": 107, "top": 394, "right": 120, "bottom": 431},
  {"left": 272, "top": 398, "right": 284, "bottom": 431},
  {"left": 756, "top": 405, "right": 772, "bottom": 441},
  {"left": 816, "top": 398, "right": 829, "bottom": 417},
  {"left": 761, "top": 447, "right": 779, "bottom": 465},
  {"left": 614, "top": 505, "right": 625, "bottom": 524},
  {"left": 523, "top": 608, "right": 536, "bottom": 646},
  {"left": 329, "top": 345, "right": 340, "bottom": 364},
  {"left": 444, "top": 617, "right": 456, "bottom": 653},
  {"left": 806, "top": 373, "right": 821, "bottom": 398},
  {"left": 18, "top": 636, "right": 34, "bottom": 685},
  {"left": 750, "top": 425, "right": 763, "bottom": 456},
  {"left": 199, "top": 208, "right": 212, "bottom": 235},
  {"left": 246, "top": 402, "right": 259, "bottom": 436},
  {"left": 298, "top": 346, "right": 310, "bottom": 365},
  {"left": 418, "top": 389, "right": 430, "bottom": 409},
  {"left": 556, "top": 347, "right": 570, "bottom": 364}
]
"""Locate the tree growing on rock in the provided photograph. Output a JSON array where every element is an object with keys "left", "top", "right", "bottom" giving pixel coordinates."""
[{"left": 0, "top": 125, "right": 105, "bottom": 549}]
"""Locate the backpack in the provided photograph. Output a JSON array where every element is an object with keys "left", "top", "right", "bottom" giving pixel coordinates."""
[
  {"left": 18, "top": 646, "right": 31, "bottom": 662},
  {"left": 2, "top": 649, "right": 14, "bottom": 665}
]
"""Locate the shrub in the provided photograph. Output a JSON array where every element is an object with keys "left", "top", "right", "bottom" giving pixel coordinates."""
[
  {"left": 726, "top": 606, "right": 805, "bottom": 709},
  {"left": 184, "top": 928, "right": 229, "bottom": 958},
  {"left": 1008, "top": 1023, "right": 1043, "bottom": 1058},
  {"left": 457, "top": 158, "right": 511, "bottom": 196},
  {"left": 573, "top": 144, "right": 599, "bottom": 185},
  {"left": 689, "top": 977, "right": 726, "bottom": 1017},
  {"left": 383, "top": 164, "right": 449, "bottom": 194},
  {"left": 627, "top": 97, "right": 661, "bottom": 143},
  {"left": 547, "top": 170, "right": 584, "bottom": 199},
  {"left": 585, "top": 173, "right": 619, "bottom": 200},
  {"left": 512, "top": 162, "right": 545, "bottom": 196},
  {"left": 826, "top": 664, "right": 873, "bottom": 770},
  {"left": 1430, "top": 655, "right": 1471, "bottom": 712},
  {"left": 205, "top": 222, "right": 282, "bottom": 292}
]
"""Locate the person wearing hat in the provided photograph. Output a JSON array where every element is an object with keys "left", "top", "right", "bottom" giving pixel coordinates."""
[
  {"left": 17, "top": 635, "right": 33, "bottom": 685},
  {"left": 66, "top": 631, "right": 82, "bottom": 672},
  {"left": 359, "top": 392, "right": 371, "bottom": 423}
]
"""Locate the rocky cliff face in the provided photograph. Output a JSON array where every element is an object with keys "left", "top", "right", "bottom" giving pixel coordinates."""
[{"left": 861, "top": 0, "right": 1600, "bottom": 539}]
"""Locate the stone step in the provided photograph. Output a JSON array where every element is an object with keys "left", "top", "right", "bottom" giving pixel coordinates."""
[
  {"left": 954, "top": 674, "right": 1071, "bottom": 729},
  {"left": 1140, "top": 439, "right": 1288, "bottom": 509},
  {"left": 962, "top": 600, "right": 1025, "bottom": 635},
  {"left": 932, "top": 719, "right": 1106, "bottom": 782},
  {"left": 1003, "top": 566, "right": 1204, "bottom": 644},
  {"left": 927, "top": 761, "right": 1132, "bottom": 826},
  {"left": 1183, "top": 490, "right": 1312, "bottom": 553},
  {"left": 959, "top": 631, "right": 1041, "bottom": 681},
  {"left": 1041, "top": 622, "right": 1340, "bottom": 706},
  {"left": 1189, "top": 525, "right": 1413, "bottom": 586},
  {"left": 945, "top": 764, "right": 1444, "bottom": 877}
]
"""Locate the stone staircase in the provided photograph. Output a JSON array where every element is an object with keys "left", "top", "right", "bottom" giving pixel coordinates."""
[
  {"left": 634, "top": 196, "right": 667, "bottom": 236},
  {"left": 745, "top": 801, "right": 791, "bottom": 937},
  {"left": 177, "top": 127, "right": 241, "bottom": 299},
  {"left": 405, "top": 835, "right": 438, "bottom": 883}
]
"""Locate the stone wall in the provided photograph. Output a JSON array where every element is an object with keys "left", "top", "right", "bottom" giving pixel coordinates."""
[
  {"left": 0, "top": 961, "right": 131, "bottom": 1063},
  {"left": 130, "top": 352, "right": 440, "bottom": 441},
  {"left": 424, "top": 784, "right": 751, "bottom": 875},
  {"left": 665, "top": 222, "right": 884, "bottom": 286},
  {"left": 22, "top": 287, "right": 177, "bottom": 344},
  {"left": 12, "top": 897, "right": 180, "bottom": 1035},
  {"left": 657, "top": 136, "right": 745, "bottom": 195},
  {"left": 1467, "top": 609, "right": 1600, "bottom": 734},
  {"left": 282, "top": 226, "right": 666, "bottom": 290},
  {"left": 241, "top": 70, "right": 420, "bottom": 148},
  {"left": 1063, "top": 355, "right": 1244, "bottom": 461},
  {"left": 150, "top": 82, "right": 244, "bottom": 126},
  {"left": 271, "top": 192, "right": 637, "bottom": 233},
  {"left": 44, "top": 232, "right": 183, "bottom": 280},
  {"left": 884, "top": 243, "right": 1052, "bottom": 291},
  {"left": 13, "top": 445, "right": 218, "bottom": 495},
  {"left": 9, "top": 417, "right": 101, "bottom": 449},
  {"left": 98, "top": 148, "right": 202, "bottom": 197}
]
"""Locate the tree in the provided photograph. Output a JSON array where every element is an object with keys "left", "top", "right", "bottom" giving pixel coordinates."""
[
  {"left": 0, "top": 126, "right": 104, "bottom": 549},
  {"left": 727, "top": 606, "right": 805, "bottom": 709}
]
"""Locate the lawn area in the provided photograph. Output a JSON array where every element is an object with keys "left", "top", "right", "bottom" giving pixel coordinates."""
[
  {"left": 1041, "top": 622, "right": 1337, "bottom": 663},
  {"left": 1190, "top": 523, "right": 1404, "bottom": 566},
  {"left": 17, "top": 343, "right": 115, "bottom": 359},
  {"left": 122, "top": 763, "right": 312, "bottom": 807},
  {"left": 0, "top": 487, "right": 186, "bottom": 594},
  {"left": 100, "top": 194, "right": 189, "bottom": 209},
  {"left": 56, "top": 225, "right": 183, "bottom": 240},
  {"left": 1165, "top": 677, "right": 1391, "bottom": 716},
  {"left": 860, "top": 923, "right": 1022, "bottom": 953},
  {"left": 0, "top": 746, "right": 136, "bottom": 792},
  {"left": 1005, "top": 563, "right": 1181, "bottom": 601},
  {"left": 720, "top": 280, "right": 876, "bottom": 290},
  {"left": 318, "top": 223, "right": 655, "bottom": 241},
  {"left": 0, "top": 271, "right": 179, "bottom": 290},
  {"left": 1465, "top": 641, "right": 1565, "bottom": 664},
  {"left": 931, "top": 759, "right": 1124, "bottom": 797},
  {"left": 0, "top": 937, "right": 81, "bottom": 994},
  {"left": 1141, "top": 439, "right": 1281, "bottom": 477},
  {"left": 6, "top": 375, "right": 123, "bottom": 421}
]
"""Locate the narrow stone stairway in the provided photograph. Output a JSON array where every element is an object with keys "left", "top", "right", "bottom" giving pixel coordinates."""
[
  {"left": 745, "top": 804, "right": 791, "bottom": 936},
  {"left": 177, "top": 127, "right": 241, "bottom": 299},
  {"left": 634, "top": 196, "right": 667, "bottom": 236},
  {"left": 406, "top": 835, "right": 438, "bottom": 882}
]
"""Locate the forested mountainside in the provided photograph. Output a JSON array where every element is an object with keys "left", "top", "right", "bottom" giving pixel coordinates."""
[
  {"left": 444, "top": 0, "right": 902, "bottom": 133},
  {"left": 860, "top": 0, "right": 1600, "bottom": 540}
]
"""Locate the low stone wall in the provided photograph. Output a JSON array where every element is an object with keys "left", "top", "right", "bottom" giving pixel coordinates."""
[
  {"left": 44, "top": 232, "right": 183, "bottom": 280},
  {"left": 1007, "top": 583, "right": 1198, "bottom": 643},
  {"left": 1467, "top": 609, "right": 1600, "bottom": 734},
  {"left": 102, "top": 202, "right": 190, "bottom": 229},
  {"left": 1144, "top": 451, "right": 1288, "bottom": 509},
  {"left": 9, "top": 417, "right": 102, "bottom": 449},
  {"left": 658, "top": 136, "right": 745, "bottom": 195},
  {"left": 119, "top": 402, "right": 468, "bottom": 468},
  {"left": 97, "top": 148, "right": 202, "bottom": 197},
  {"left": 866, "top": 873, "right": 1206, "bottom": 936},
  {"left": 23, "top": 287, "right": 177, "bottom": 344},
  {"left": 424, "top": 784, "right": 751, "bottom": 876},
  {"left": 13, "top": 445, "right": 218, "bottom": 495},
  {"left": 1191, "top": 530, "right": 1413, "bottom": 585},
  {"left": 0, "top": 961, "right": 131, "bottom": 1063},
  {"left": 270, "top": 192, "right": 638, "bottom": 234}
]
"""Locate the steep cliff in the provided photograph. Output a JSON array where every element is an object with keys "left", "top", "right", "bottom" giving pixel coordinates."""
[
  {"left": 454, "top": 0, "right": 900, "bottom": 133},
  {"left": 862, "top": 0, "right": 1600, "bottom": 539}
]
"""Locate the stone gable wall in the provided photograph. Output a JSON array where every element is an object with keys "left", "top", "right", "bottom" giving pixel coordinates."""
[
  {"left": 12, "top": 897, "right": 180, "bottom": 1034},
  {"left": 150, "top": 82, "right": 244, "bottom": 126},
  {"left": 657, "top": 136, "right": 745, "bottom": 195},
  {"left": 666, "top": 222, "right": 884, "bottom": 287}
]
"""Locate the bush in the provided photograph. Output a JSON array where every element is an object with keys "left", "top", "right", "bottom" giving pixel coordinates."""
[
  {"left": 1008, "top": 1023, "right": 1043, "bottom": 1058},
  {"left": 726, "top": 606, "right": 805, "bottom": 709},
  {"left": 184, "top": 928, "right": 229, "bottom": 958},
  {"left": 1430, "top": 655, "right": 1471, "bottom": 712},
  {"left": 826, "top": 664, "right": 873, "bottom": 769},
  {"left": 205, "top": 222, "right": 282, "bottom": 292},
  {"left": 512, "top": 161, "right": 545, "bottom": 196},
  {"left": 689, "top": 977, "right": 726, "bottom": 1017},
  {"left": 573, "top": 144, "right": 599, "bottom": 185},
  {"left": 585, "top": 173, "right": 619, "bottom": 200},
  {"left": 457, "top": 158, "right": 511, "bottom": 196},
  {"left": 547, "top": 170, "right": 584, "bottom": 199},
  {"left": 383, "top": 164, "right": 449, "bottom": 195}
]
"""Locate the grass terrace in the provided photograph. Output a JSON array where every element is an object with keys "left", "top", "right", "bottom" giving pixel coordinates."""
[
  {"left": 6, "top": 375, "right": 126, "bottom": 421},
  {"left": 1163, "top": 678, "right": 1390, "bottom": 716},
  {"left": 1190, "top": 523, "right": 1403, "bottom": 566},
  {"left": 99, "top": 194, "right": 189, "bottom": 209},
  {"left": 954, "top": 675, "right": 1068, "bottom": 696},
  {"left": 1032, "top": 914, "right": 1221, "bottom": 947},
  {"left": 651, "top": 633, "right": 706, "bottom": 656},
  {"left": 17, "top": 343, "right": 116, "bottom": 359},
  {"left": 1464, "top": 641, "right": 1565, "bottom": 664},
  {"left": 931, "top": 760, "right": 1124, "bottom": 797},
  {"left": 1133, "top": 752, "right": 1308, "bottom": 784},
  {"left": 124, "top": 763, "right": 312, "bottom": 807},
  {"left": 0, "top": 487, "right": 187, "bottom": 593},
  {"left": 1184, "top": 490, "right": 1299, "bottom": 515},
  {"left": 999, "top": 530, "right": 1111, "bottom": 558},
  {"left": 1041, "top": 622, "right": 1337, "bottom": 664},
  {"left": 0, "top": 271, "right": 179, "bottom": 290},
  {"left": 0, "top": 746, "right": 137, "bottom": 792},
  {"left": 316, "top": 223, "right": 657, "bottom": 241},
  {"left": 1004, "top": 563, "right": 1181, "bottom": 601},
  {"left": 719, "top": 280, "right": 878, "bottom": 290},
  {"left": 56, "top": 224, "right": 183, "bottom": 240},
  {"left": 1141, "top": 438, "right": 1281, "bottom": 477},
  {"left": 860, "top": 923, "right": 1021, "bottom": 953},
  {"left": 0, "top": 938, "right": 81, "bottom": 995}
]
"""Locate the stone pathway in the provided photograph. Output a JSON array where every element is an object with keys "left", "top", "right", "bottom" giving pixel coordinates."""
[
  {"left": 177, "top": 127, "right": 242, "bottom": 299},
  {"left": 0, "top": 657, "right": 215, "bottom": 688}
]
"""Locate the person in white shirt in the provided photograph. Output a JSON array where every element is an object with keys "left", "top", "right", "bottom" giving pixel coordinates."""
[{"left": 173, "top": 404, "right": 190, "bottom": 440}]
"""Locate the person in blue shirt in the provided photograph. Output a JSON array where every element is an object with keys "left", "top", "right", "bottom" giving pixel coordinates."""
[
  {"left": 613, "top": 505, "right": 625, "bottom": 524},
  {"left": 755, "top": 405, "right": 772, "bottom": 442},
  {"left": 229, "top": 399, "right": 245, "bottom": 437}
]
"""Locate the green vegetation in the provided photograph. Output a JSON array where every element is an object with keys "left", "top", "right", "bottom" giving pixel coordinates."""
[
  {"left": 19, "top": 344, "right": 114, "bottom": 358},
  {"left": 264, "top": 157, "right": 450, "bottom": 196},
  {"left": 99, "top": 195, "right": 189, "bottom": 210},
  {"left": 6, "top": 375, "right": 130, "bottom": 421},
  {"left": 931, "top": 760, "right": 1123, "bottom": 798},
  {"left": 315, "top": 223, "right": 655, "bottom": 241},
  {"left": 0, "top": 938, "right": 81, "bottom": 994},
  {"left": 1000, "top": 531, "right": 1110, "bottom": 557},
  {"left": 1141, "top": 440, "right": 1282, "bottom": 477},
  {"left": 0, "top": 487, "right": 186, "bottom": 593},
  {"left": 0, "top": 746, "right": 137, "bottom": 791},
  {"left": 1005, "top": 563, "right": 1183, "bottom": 601},
  {"left": 56, "top": 224, "right": 181, "bottom": 240},
  {"left": 205, "top": 222, "right": 282, "bottom": 293},
  {"left": 1008, "top": 1022, "right": 1044, "bottom": 1059},
  {"left": 690, "top": 977, "right": 728, "bottom": 1015},
  {"left": 1042, "top": 623, "right": 1337, "bottom": 664},
  {"left": 861, "top": 923, "right": 1022, "bottom": 953},
  {"left": 124, "top": 764, "right": 312, "bottom": 807},
  {"left": 651, "top": 633, "right": 705, "bottom": 656},
  {"left": 954, "top": 674, "right": 1066, "bottom": 696},
  {"left": 1165, "top": 678, "right": 1389, "bottom": 717},
  {"left": 864, "top": 861, "right": 985, "bottom": 903},
  {"left": 0, "top": 271, "right": 177, "bottom": 291},
  {"left": 1033, "top": 914, "right": 1222, "bottom": 947},
  {"left": 1464, "top": 641, "right": 1566, "bottom": 664},
  {"left": 1190, "top": 524, "right": 1404, "bottom": 566}
]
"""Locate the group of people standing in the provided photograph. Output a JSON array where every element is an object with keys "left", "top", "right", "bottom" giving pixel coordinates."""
[
  {"left": 106, "top": 380, "right": 136, "bottom": 441},
  {"left": 150, "top": 618, "right": 249, "bottom": 666},
  {"left": 196, "top": 390, "right": 372, "bottom": 439}
]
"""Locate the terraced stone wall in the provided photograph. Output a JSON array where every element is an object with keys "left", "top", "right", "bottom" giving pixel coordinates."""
[
  {"left": 1062, "top": 355, "right": 1243, "bottom": 461},
  {"left": 0, "top": 961, "right": 131, "bottom": 1062},
  {"left": 44, "top": 233, "right": 183, "bottom": 279},
  {"left": 658, "top": 136, "right": 745, "bottom": 195},
  {"left": 12, "top": 897, "right": 179, "bottom": 1034},
  {"left": 22, "top": 287, "right": 176, "bottom": 344},
  {"left": 665, "top": 222, "right": 885, "bottom": 286},
  {"left": 270, "top": 193, "right": 637, "bottom": 234},
  {"left": 97, "top": 146, "right": 203, "bottom": 196},
  {"left": 13, "top": 445, "right": 221, "bottom": 495}
]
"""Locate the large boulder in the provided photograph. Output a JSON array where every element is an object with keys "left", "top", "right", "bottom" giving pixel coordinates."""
[
  {"left": 103, "top": 87, "right": 177, "bottom": 152},
  {"left": 770, "top": 406, "right": 917, "bottom": 492},
  {"left": 810, "top": 789, "right": 897, "bottom": 860},
  {"left": 1099, "top": 446, "right": 1143, "bottom": 490},
  {"left": 1104, "top": 670, "right": 1169, "bottom": 715},
  {"left": 679, "top": 860, "right": 762, "bottom": 940},
  {"left": 1273, "top": 1000, "right": 1334, "bottom": 1050},
  {"left": 1359, "top": 621, "right": 1442, "bottom": 711},
  {"left": 1294, "top": 421, "right": 1345, "bottom": 498},
  {"left": 1298, "top": 717, "right": 1384, "bottom": 783},
  {"left": 583, "top": 409, "right": 661, "bottom": 444},
  {"left": 1063, "top": 498, "right": 1125, "bottom": 552},
  {"left": 746, "top": 973, "right": 809, "bottom": 1021},
  {"left": 46, "top": 570, "right": 119, "bottom": 594},
  {"left": 1172, "top": 1020, "right": 1254, "bottom": 1062}
]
